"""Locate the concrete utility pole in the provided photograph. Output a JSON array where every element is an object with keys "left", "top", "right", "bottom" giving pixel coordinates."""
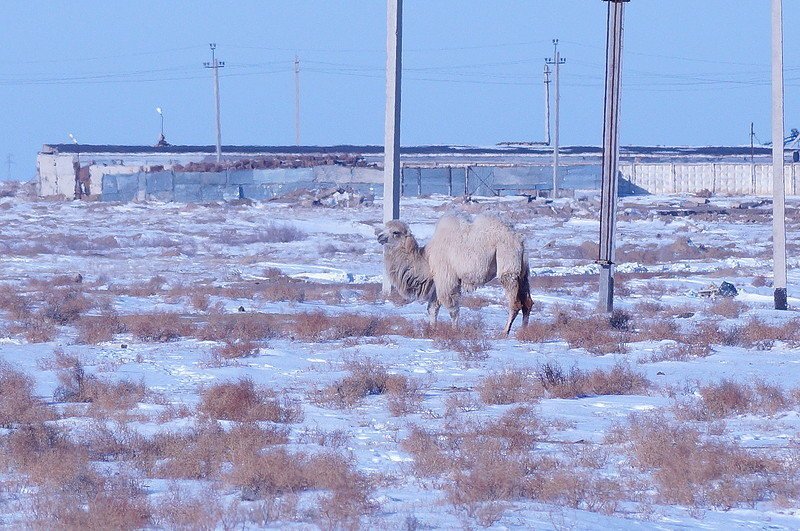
[
  {"left": 382, "top": 0, "right": 403, "bottom": 293},
  {"left": 772, "top": 0, "right": 788, "bottom": 310},
  {"left": 543, "top": 63, "right": 552, "bottom": 145},
  {"left": 597, "top": 0, "right": 628, "bottom": 313},
  {"left": 204, "top": 43, "right": 225, "bottom": 163},
  {"left": 294, "top": 55, "right": 301, "bottom": 146},
  {"left": 546, "top": 40, "right": 565, "bottom": 195}
]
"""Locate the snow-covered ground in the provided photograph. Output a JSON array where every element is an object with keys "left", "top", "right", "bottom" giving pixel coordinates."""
[{"left": 0, "top": 191, "right": 799, "bottom": 529}]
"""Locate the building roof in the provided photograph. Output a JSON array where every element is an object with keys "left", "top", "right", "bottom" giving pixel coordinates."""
[{"left": 41, "top": 143, "right": 775, "bottom": 157}]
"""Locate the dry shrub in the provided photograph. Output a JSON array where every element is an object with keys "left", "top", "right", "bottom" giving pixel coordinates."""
[
  {"left": 147, "top": 422, "right": 288, "bottom": 480},
  {"left": 199, "top": 312, "right": 275, "bottom": 342},
  {"left": 290, "top": 311, "right": 399, "bottom": 342},
  {"left": 0, "top": 362, "right": 53, "bottom": 427},
  {"left": 752, "top": 275, "right": 768, "bottom": 287},
  {"left": 217, "top": 223, "right": 306, "bottom": 245},
  {"left": 124, "top": 312, "right": 194, "bottom": 342},
  {"left": 711, "top": 298, "right": 746, "bottom": 318},
  {"left": 426, "top": 316, "right": 491, "bottom": 361},
  {"left": 198, "top": 378, "right": 302, "bottom": 423},
  {"left": 518, "top": 307, "right": 627, "bottom": 355},
  {"left": 675, "top": 379, "right": 795, "bottom": 420},
  {"left": 225, "top": 447, "right": 373, "bottom": 527},
  {"left": 476, "top": 368, "right": 543, "bottom": 405},
  {"left": 445, "top": 393, "right": 483, "bottom": 416},
  {"left": 515, "top": 320, "right": 556, "bottom": 343},
  {"left": 537, "top": 362, "right": 650, "bottom": 399},
  {"left": 39, "top": 286, "right": 93, "bottom": 325},
  {"left": 75, "top": 306, "right": 125, "bottom": 344},
  {"left": 312, "top": 358, "right": 391, "bottom": 409},
  {"left": 386, "top": 374, "right": 425, "bottom": 416},
  {"left": 641, "top": 342, "right": 712, "bottom": 363},
  {"left": 0, "top": 285, "right": 30, "bottom": 320},
  {"left": 123, "top": 275, "right": 167, "bottom": 297},
  {"left": 189, "top": 291, "right": 211, "bottom": 312},
  {"left": 609, "top": 411, "right": 794, "bottom": 508},
  {"left": 212, "top": 339, "right": 260, "bottom": 360},
  {"left": 53, "top": 358, "right": 148, "bottom": 412},
  {"left": 400, "top": 408, "right": 618, "bottom": 514},
  {"left": 296, "top": 427, "right": 350, "bottom": 449},
  {"left": 153, "top": 483, "right": 224, "bottom": 530},
  {"left": 29, "top": 472, "right": 151, "bottom": 530},
  {"left": 2, "top": 423, "right": 90, "bottom": 490}
]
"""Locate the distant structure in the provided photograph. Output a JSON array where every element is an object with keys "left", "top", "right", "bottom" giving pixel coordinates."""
[{"left": 35, "top": 142, "right": 798, "bottom": 201}]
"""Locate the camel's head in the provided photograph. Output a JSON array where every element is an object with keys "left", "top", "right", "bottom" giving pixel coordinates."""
[{"left": 375, "top": 219, "right": 412, "bottom": 248}]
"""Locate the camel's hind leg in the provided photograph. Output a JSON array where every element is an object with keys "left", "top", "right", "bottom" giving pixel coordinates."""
[
  {"left": 500, "top": 273, "right": 523, "bottom": 337},
  {"left": 518, "top": 267, "right": 534, "bottom": 327}
]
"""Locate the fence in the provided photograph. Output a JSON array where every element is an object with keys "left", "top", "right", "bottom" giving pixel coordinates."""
[{"left": 98, "top": 162, "right": 800, "bottom": 202}]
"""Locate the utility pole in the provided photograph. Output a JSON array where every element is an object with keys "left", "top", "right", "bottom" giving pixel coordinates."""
[
  {"left": 204, "top": 43, "right": 225, "bottom": 163},
  {"left": 383, "top": 0, "right": 403, "bottom": 293},
  {"left": 5, "top": 154, "right": 13, "bottom": 180},
  {"left": 750, "top": 122, "right": 755, "bottom": 164},
  {"left": 597, "top": 0, "right": 628, "bottom": 313},
  {"left": 772, "top": 0, "right": 788, "bottom": 310},
  {"left": 543, "top": 63, "right": 552, "bottom": 145},
  {"left": 294, "top": 55, "right": 301, "bottom": 146},
  {"left": 546, "top": 40, "right": 565, "bottom": 196}
]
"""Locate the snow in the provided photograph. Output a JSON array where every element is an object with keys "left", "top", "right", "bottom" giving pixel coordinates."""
[{"left": 0, "top": 192, "right": 799, "bottom": 528}]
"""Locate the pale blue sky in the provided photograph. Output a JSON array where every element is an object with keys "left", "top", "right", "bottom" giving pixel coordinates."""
[{"left": 1, "top": 1, "right": 798, "bottom": 179}]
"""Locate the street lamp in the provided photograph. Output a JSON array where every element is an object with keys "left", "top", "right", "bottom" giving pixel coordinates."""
[{"left": 155, "top": 107, "right": 169, "bottom": 146}]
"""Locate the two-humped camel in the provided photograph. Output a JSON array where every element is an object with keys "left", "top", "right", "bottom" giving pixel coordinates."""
[{"left": 376, "top": 214, "right": 533, "bottom": 336}]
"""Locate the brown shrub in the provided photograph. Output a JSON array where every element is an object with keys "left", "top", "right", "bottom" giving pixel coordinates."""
[
  {"left": 0, "top": 362, "right": 53, "bottom": 427},
  {"left": 153, "top": 483, "right": 224, "bottom": 530},
  {"left": 29, "top": 473, "right": 151, "bottom": 530},
  {"left": 476, "top": 368, "right": 543, "bottom": 405},
  {"left": 711, "top": 298, "right": 746, "bottom": 318},
  {"left": 0, "top": 285, "right": 30, "bottom": 320},
  {"left": 212, "top": 339, "right": 260, "bottom": 360},
  {"left": 290, "top": 311, "right": 396, "bottom": 342},
  {"left": 386, "top": 374, "right": 425, "bottom": 416},
  {"left": 519, "top": 307, "right": 627, "bottom": 355},
  {"left": 198, "top": 378, "right": 302, "bottom": 423},
  {"left": 426, "top": 316, "right": 491, "bottom": 361},
  {"left": 39, "top": 287, "right": 93, "bottom": 325},
  {"left": 312, "top": 358, "right": 391, "bottom": 409},
  {"left": 217, "top": 223, "right": 306, "bottom": 245},
  {"left": 675, "top": 379, "right": 795, "bottom": 420},
  {"left": 124, "top": 312, "right": 194, "bottom": 342},
  {"left": 537, "top": 362, "right": 650, "bottom": 398},
  {"left": 75, "top": 306, "right": 125, "bottom": 344},
  {"left": 199, "top": 312, "right": 276, "bottom": 342},
  {"left": 610, "top": 411, "right": 792, "bottom": 508}
]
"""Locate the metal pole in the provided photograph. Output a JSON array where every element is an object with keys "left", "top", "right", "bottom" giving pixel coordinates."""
[
  {"left": 382, "top": 0, "right": 403, "bottom": 293},
  {"left": 544, "top": 63, "right": 551, "bottom": 145},
  {"left": 204, "top": 44, "right": 225, "bottom": 163},
  {"left": 598, "top": 0, "right": 627, "bottom": 313},
  {"left": 546, "top": 40, "right": 565, "bottom": 196},
  {"left": 294, "top": 55, "right": 301, "bottom": 146},
  {"left": 772, "top": 0, "right": 788, "bottom": 310}
]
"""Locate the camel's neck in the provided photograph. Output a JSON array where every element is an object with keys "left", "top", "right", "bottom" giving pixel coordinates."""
[{"left": 385, "top": 242, "right": 435, "bottom": 301}]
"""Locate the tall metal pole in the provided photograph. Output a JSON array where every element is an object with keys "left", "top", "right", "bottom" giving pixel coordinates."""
[
  {"left": 294, "top": 55, "right": 301, "bottom": 146},
  {"left": 598, "top": 0, "right": 627, "bottom": 313},
  {"left": 546, "top": 40, "right": 565, "bottom": 196},
  {"left": 382, "top": 0, "right": 403, "bottom": 293},
  {"left": 204, "top": 44, "right": 225, "bottom": 163},
  {"left": 544, "top": 63, "right": 552, "bottom": 145},
  {"left": 772, "top": 0, "right": 788, "bottom": 310}
]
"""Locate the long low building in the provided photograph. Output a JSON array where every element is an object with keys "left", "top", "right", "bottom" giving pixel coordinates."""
[{"left": 36, "top": 143, "right": 798, "bottom": 200}]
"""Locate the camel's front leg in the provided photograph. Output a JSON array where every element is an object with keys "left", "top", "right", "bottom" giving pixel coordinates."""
[{"left": 427, "top": 299, "right": 441, "bottom": 326}]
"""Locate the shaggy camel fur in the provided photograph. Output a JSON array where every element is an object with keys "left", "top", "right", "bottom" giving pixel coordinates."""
[{"left": 376, "top": 214, "right": 533, "bottom": 336}]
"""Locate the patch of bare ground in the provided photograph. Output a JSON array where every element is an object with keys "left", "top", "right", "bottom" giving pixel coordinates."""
[
  {"left": 607, "top": 411, "right": 799, "bottom": 509},
  {"left": 673, "top": 379, "right": 798, "bottom": 420},
  {"left": 311, "top": 358, "right": 424, "bottom": 414},
  {"left": 198, "top": 378, "right": 303, "bottom": 423}
]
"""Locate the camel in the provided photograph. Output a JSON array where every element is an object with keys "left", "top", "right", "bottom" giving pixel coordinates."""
[{"left": 376, "top": 214, "right": 533, "bottom": 336}]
